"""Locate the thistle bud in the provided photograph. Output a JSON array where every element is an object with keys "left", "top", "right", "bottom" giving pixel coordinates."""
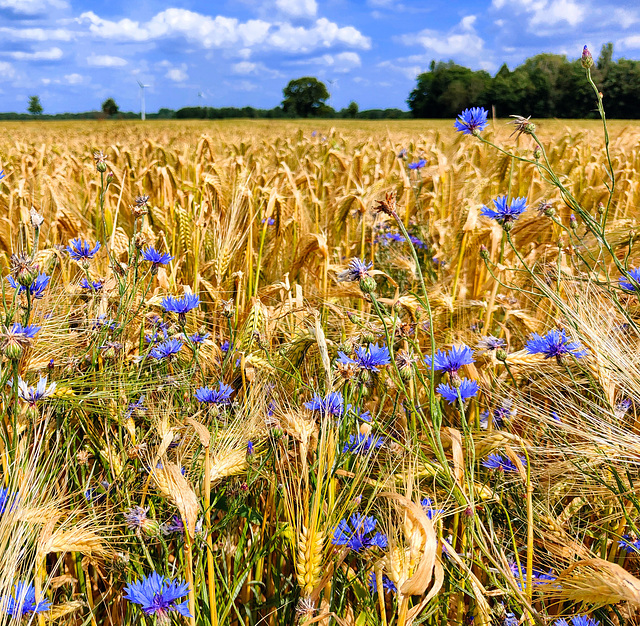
[
  {"left": 359, "top": 275, "right": 376, "bottom": 294},
  {"left": 581, "top": 45, "right": 593, "bottom": 69}
]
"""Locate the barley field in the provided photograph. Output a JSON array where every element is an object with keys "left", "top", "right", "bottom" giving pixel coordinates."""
[{"left": 2, "top": 112, "right": 640, "bottom": 626}]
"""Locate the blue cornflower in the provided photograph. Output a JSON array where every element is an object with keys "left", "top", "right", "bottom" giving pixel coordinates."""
[
  {"left": 194, "top": 381, "right": 234, "bottom": 405},
  {"left": 437, "top": 378, "right": 479, "bottom": 404},
  {"left": 220, "top": 340, "right": 232, "bottom": 353},
  {"left": 332, "top": 513, "right": 387, "bottom": 552},
  {"left": 4, "top": 581, "right": 50, "bottom": 617},
  {"left": 8, "top": 273, "right": 50, "bottom": 299},
  {"left": 124, "top": 572, "right": 191, "bottom": 620},
  {"left": 66, "top": 238, "right": 101, "bottom": 261},
  {"left": 247, "top": 441, "right": 255, "bottom": 455},
  {"left": 142, "top": 247, "right": 174, "bottom": 267},
  {"left": 369, "top": 572, "right": 396, "bottom": 595},
  {"left": 454, "top": 107, "right": 489, "bottom": 135},
  {"left": 425, "top": 345, "right": 475, "bottom": 374},
  {"left": 397, "top": 148, "right": 407, "bottom": 159},
  {"left": 353, "top": 343, "right": 391, "bottom": 372},
  {"left": 0, "top": 170, "right": 4, "bottom": 180},
  {"left": 618, "top": 534, "right": 640, "bottom": 554},
  {"left": 161, "top": 294, "right": 200, "bottom": 317},
  {"left": 261, "top": 217, "right": 275, "bottom": 226},
  {"left": 79, "top": 278, "right": 104, "bottom": 291},
  {"left": 476, "top": 335, "right": 505, "bottom": 353},
  {"left": 7, "top": 322, "right": 40, "bottom": 339},
  {"left": 409, "top": 235, "right": 427, "bottom": 249},
  {"left": 553, "top": 617, "right": 599, "bottom": 626},
  {"left": 509, "top": 561, "right": 556, "bottom": 589},
  {"left": 408, "top": 159, "right": 427, "bottom": 170},
  {"left": 337, "top": 258, "right": 373, "bottom": 282},
  {"left": 149, "top": 338, "right": 183, "bottom": 360},
  {"left": 481, "top": 399, "right": 516, "bottom": 428},
  {"left": 304, "top": 392, "right": 344, "bottom": 417},
  {"left": 189, "top": 331, "right": 209, "bottom": 344},
  {"left": 619, "top": 268, "right": 640, "bottom": 292},
  {"left": 0, "top": 488, "right": 17, "bottom": 515},
  {"left": 10, "top": 376, "right": 56, "bottom": 407},
  {"left": 481, "top": 196, "right": 528, "bottom": 225},
  {"left": 482, "top": 453, "right": 525, "bottom": 473},
  {"left": 342, "top": 434, "right": 383, "bottom": 454},
  {"left": 421, "top": 497, "right": 444, "bottom": 520},
  {"left": 525, "top": 329, "right": 586, "bottom": 361}
]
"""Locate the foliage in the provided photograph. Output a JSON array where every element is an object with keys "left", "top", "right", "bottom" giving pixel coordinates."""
[
  {"left": 282, "top": 76, "right": 330, "bottom": 117},
  {"left": 27, "top": 96, "right": 42, "bottom": 116},
  {"left": 101, "top": 97, "right": 119, "bottom": 116}
]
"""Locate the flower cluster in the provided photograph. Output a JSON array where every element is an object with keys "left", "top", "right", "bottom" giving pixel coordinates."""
[{"left": 332, "top": 513, "right": 387, "bottom": 552}]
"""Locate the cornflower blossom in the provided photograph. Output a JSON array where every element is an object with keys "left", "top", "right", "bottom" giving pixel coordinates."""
[
  {"left": 482, "top": 453, "right": 525, "bottom": 473},
  {"left": 408, "top": 159, "right": 427, "bottom": 170},
  {"left": 421, "top": 498, "right": 444, "bottom": 520},
  {"left": 161, "top": 294, "right": 200, "bottom": 319},
  {"left": 476, "top": 335, "right": 505, "bottom": 353},
  {"left": 194, "top": 381, "right": 234, "bottom": 405},
  {"left": 619, "top": 268, "right": 640, "bottom": 292},
  {"left": 247, "top": 441, "right": 255, "bottom": 455},
  {"left": 618, "top": 534, "right": 640, "bottom": 554},
  {"left": 481, "top": 196, "right": 528, "bottom": 226},
  {"left": 124, "top": 572, "right": 191, "bottom": 622},
  {"left": 554, "top": 617, "right": 599, "bottom": 626},
  {"left": 0, "top": 488, "right": 17, "bottom": 515},
  {"left": 509, "top": 561, "right": 556, "bottom": 588},
  {"left": 425, "top": 345, "right": 475, "bottom": 375},
  {"left": 149, "top": 338, "right": 183, "bottom": 360},
  {"left": 124, "top": 506, "right": 151, "bottom": 532},
  {"left": 8, "top": 273, "right": 50, "bottom": 299},
  {"left": 337, "top": 258, "right": 373, "bottom": 282},
  {"left": 454, "top": 107, "right": 489, "bottom": 135},
  {"left": 4, "top": 581, "right": 50, "bottom": 617},
  {"left": 614, "top": 399, "right": 632, "bottom": 420},
  {"left": 525, "top": 329, "right": 586, "bottom": 361},
  {"left": 369, "top": 572, "right": 396, "bottom": 595},
  {"left": 342, "top": 433, "right": 383, "bottom": 454},
  {"left": 304, "top": 392, "right": 344, "bottom": 417},
  {"left": 437, "top": 379, "right": 478, "bottom": 404},
  {"left": 332, "top": 513, "right": 387, "bottom": 552},
  {"left": 11, "top": 376, "right": 56, "bottom": 407},
  {"left": 0, "top": 170, "right": 4, "bottom": 180},
  {"left": 1, "top": 322, "right": 40, "bottom": 358},
  {"left": 66, "top": 238, "right": 101, "bottom": 261},
  {"left": 79, "top": 278, "right": 104, "bottom": 291},
  {"left": 189, "top": 331, "right": 209, "bottom": 344},
  {"left": 142, "top": 247, "right": 174, "bottom": 268},
  {"left": 481, "top": 399, "right": 517, "bottom": 429},
  {"left": 350, "top": 343, "right": 391, "bottom": 372}
]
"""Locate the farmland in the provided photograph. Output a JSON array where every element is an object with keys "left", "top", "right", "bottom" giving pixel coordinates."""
[{"left": 1, "top": 116, "right": 640, "bottom": 625}]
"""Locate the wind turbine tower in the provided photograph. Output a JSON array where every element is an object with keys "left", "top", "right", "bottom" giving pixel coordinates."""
[{"left": 137, "top": 80, "right": 150, "bottom": 121}]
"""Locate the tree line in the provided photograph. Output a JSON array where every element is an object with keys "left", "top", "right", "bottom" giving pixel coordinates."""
[{"left": 408, "top": 43, "right": 640, "bottom": 119}]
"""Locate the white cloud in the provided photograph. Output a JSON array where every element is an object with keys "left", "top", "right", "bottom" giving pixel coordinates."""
[
  {"left": 292, "top": 51, "right": 362, "bottom": 73},
  {"left": 400, "top": 17, "right": 484, "bottom": 59},
  {"left": 618, "top": 35, "right": 640, "bottom": 49},
  {"left": 492, "top": 0, "right": 584, "bottom": 28},
  {"left": 276, "top": 0, "right": 317, "bottom": 18},
  {"left": 77, "top": 10, "right": 370, "bottom": 54},
  {"left": 64, "top": 73, "right": 83, "bottom": 84},
  {"left": 0, "top": 61, "right": 15, "bottom": 81},
  {"left": 10, "top": 47, "right": 63, "bottom": 61},
  {"left": 0, "top": 27, "right": 72, "bottom": 41},
  {"left": 87, "top": 54, "right": 127, "bottom": 67},
  {"left": 377, "top": 60, "right": 422, "bottom": 80},
  {"left": 232, "top": 61, "right": 258, "bottom": 74},
  {"left": 0, "top": 0, "right": 67, "bottom": 13},
  {"left": 166, "top": 64, "right": 188, "bottom": 82}
]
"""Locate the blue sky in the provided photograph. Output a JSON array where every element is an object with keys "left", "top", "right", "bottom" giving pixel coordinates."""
[{"left": 0, "top": 0, "right": 639, "bottom": 113}]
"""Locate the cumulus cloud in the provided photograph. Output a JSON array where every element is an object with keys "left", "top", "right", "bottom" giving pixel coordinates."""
[
  {"left": 87, "top": 54, "right": 127, "bottom": 67},
  {"left": 10, "top": 47, "right": 63, "bottom": 60},
  {"left": 0, "top": 61, "right": 16, "bottom": 80},
  {"left": 399, "top": 16, "right": 484, "bottom": 59},
  {"left": 0, "top": 27, "right": 72, "bottom": 41},
  {"left": 77, "top": 10, "right": 370, "bottom": 53},
  {"left": 166, "top": 64, "right": 188, "bottom": 82},
  {"left": 63, "top": 72, "right": 83, "bottom": 84},
  {"left": 0, "top": 0, "right": 67, "bottom": 14},
  {"left": 377, "top": 59, "right": 422, "bottom": 80},
  {"left": 275, "top": 0, "right": 317, "bottom": 18},
  {"left": 492, "top": 0, "right": 584, "bottom": 28},
  {"left": 291, "top": 51, "right": 362, "bottom": 73}
]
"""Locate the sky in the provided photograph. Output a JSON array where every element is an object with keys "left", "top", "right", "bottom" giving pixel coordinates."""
[{"left": 0, "top": 0, "right": 639, "bottom": 114}]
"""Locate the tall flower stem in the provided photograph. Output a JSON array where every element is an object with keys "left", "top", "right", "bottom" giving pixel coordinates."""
[{"left": 204, "top": 443, "right": 219, "bottom": 626}]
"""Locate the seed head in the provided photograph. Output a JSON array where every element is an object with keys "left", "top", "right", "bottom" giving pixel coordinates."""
[
  {"left": 509, "top": 115, "right": 536, "bottom": 138},
  {"left": 93, "top": 150, "right": 108, "bottom": 172},
  {"left": 373, "top": 191, "right": 398, "bottom": 218}
]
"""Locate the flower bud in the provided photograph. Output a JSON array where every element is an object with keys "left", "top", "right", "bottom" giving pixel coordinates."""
[
  {"left": 479, "top": 245, "right": 489, "bottom": 260},
  {"left": 570, "top": 214, "right": 577, "bottom": 229},
  {"left": 495, "top": 348, "right": 508, "bottom": 362},
  {"left": 359, "top": 275, "right": 377, "bottom": 294},
  {"left": 533, "top": 147, "right": 542, "bottom": 160},
  {"left": 581, "top": 45, "right": 593, "bottom": 69},
  {"left": 502, "top": 221, "right": 513, "bottom": 232},
  {"left": 96, "top": 161, "right": 108, "bottom": 173},
  {"left": 597, "top": 202, "right": 605, "bottom": 215}
]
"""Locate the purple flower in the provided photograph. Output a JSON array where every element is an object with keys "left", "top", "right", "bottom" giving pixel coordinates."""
[
  {"left": 454, "top": 107, "right": 489, "bottom": 135},
  {"left": 8, "top": 273, "right": 50, "bottom": 299},
  {"left": 420, "top": 497, "right": 444, "bottom": 520},
  {"left": 0, "top": 170, "right": 5, "bottom": 180},
  {"left": 124, "top": 572, "right": 191, "bottom": 620},
  {"left": 332, "top": 513, "right": 387, "bottom": 552},
  {"left": 425, "top": 345, "right": 474, "bottom": 374},
  {"left": 618, "top": 534, "right": 640, "bottom": 554},
  {"left": 142, "top": 247, "right": 174, "bottom": 267},
  {"left": 10, "top": 375, "right": 56, "bottom": 407},
  {"left": 194, "top": 381, "right": 234, "bottom": 405},
  {"left": 554, "top": 617, "right": 598, "bottom": 626},
  {"left": 67, "top": 238, "right": 101, "bottom": 261},
  {"left": 481, "top": 196, "right": 527, "bottom": 225},
  {"left": 80, "top": 278, "right": 104, "bottom": 291},
  {"left": 525, "top": 329, "right": 586, "bottom": 361},
  {"left": 337, "top": 258, "right": 373, "bottom": 282},
  {"left": 619, "top": 268, "right": 640, "bottom": 292},
  {"left": 437, "top": 378, "right": 478, "bottom": 404},
  {"left": 482, "top": 453, "right": 525, "bottom": 473},
  {"left": 353, "top": 343, "right": 391, "bottom": 372},
  {"left": 4, "top": 581, "right": 50, "bottom": 617},
  {"left": 476, "top": 335, "right": 505, "bottom": 352},
  {"left": 369, "top": 572, "right": 396, "bottom": 595},
  {"left": 408, "top": 159, "right": 427, "bottom": 170}
]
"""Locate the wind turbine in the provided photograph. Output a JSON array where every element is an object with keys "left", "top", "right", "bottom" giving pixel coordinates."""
[
  {"left": 137, "top": 80, "right": 150, "bottom": 121},
  {"left": 328, "top": 78, "right": 338, "bottom": 110}
]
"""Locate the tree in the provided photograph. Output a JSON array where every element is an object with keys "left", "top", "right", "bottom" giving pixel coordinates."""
[
  {"left": 282, "top": 77, "right": 330, "bottom": 117},
  {"left": 28, "top": 95, "right": 43, "bottom": 115},
  {"left": 344, "top": 101, "right": 359, "bottom": 118},
  {"left": 101, "top": 98, "right": 119, "bottom": 117}
]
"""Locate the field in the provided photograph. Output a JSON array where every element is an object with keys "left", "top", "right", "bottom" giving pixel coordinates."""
[{"left": 2, "top": 114, "right": 640, "bottom": 626}]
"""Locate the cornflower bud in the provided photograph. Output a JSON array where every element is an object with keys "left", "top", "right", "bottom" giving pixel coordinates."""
[
  {"left": 359, "top": 275, "right": 377, "bottom": 294},
  {"left": 581, "top": 45, "right": 593, "bottom": 69},
  {"left": 597, "top": 202, "right": 605, "bottom": 215},
  {"left": 479, "top": 245, "right": 489, "bottom": 260},
  {"left": 533, "top": 146, "right": 542, "bottom": 160},
  {"left": 570, "top": 214, "right": 577, "bottom": 230},
  {"left": 495, "top": 348, "right": 508, "bottom": 362},
  {"left": 94, "top": 150, "right": 108, "bottom": 172}
]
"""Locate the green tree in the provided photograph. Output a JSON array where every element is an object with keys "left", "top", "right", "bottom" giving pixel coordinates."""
[
  {"left": 27, "top": 95, "right": 43, "bottom": 115},
  {"left": 282, "top": 77, "right": 330, "bottom": 117},
  {"left": 101, "top": 98, "right": 119, "bottom": 117},
  {"left": 341, "top": 101, "right": 359, "bottom": 118}
]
